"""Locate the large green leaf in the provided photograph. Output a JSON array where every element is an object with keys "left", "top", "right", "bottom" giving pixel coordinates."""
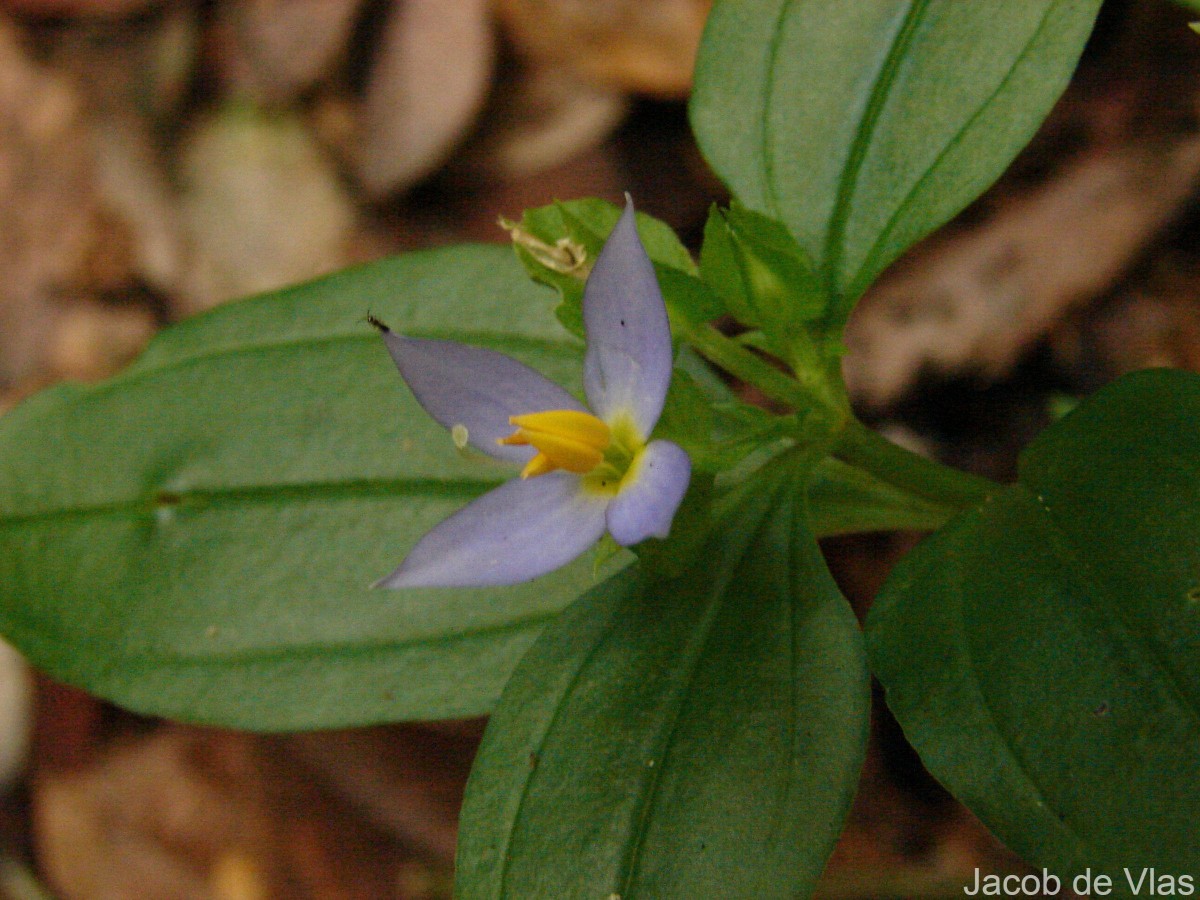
[
  {"left": 867, "top": 369, "right": 1200, "bottom": 887},
  {"left": 0, "top": 245, "right": 623, "bottom": 731},
  {"left": 457, "top": 453, "right": 869, "bottom": 898},
  {"left": 690, "top": 0, "right": 1100, "bottom": 311}
]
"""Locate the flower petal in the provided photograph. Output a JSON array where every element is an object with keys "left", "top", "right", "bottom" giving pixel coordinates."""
[
  {"left": 378, "top": 328, "right": 585, "bottom": 463},
  {"left": 376, "top": 472, "right": 609, "bottom": 587},
  {"left": 606, "top": 439, "right": 691, "bottom": 546},
  {"left": 583, "top": 197, "right": 673, "bottom": 437}
]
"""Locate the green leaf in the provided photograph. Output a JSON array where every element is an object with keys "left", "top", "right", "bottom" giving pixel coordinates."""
[
  {"left": 690, "top": 0, "right": 1101, "bottom": 312},
  {"left": 807, "top": 456, "right": 960, "bottom": 537},
  {"left": 867, "top": 369, "right": 1200, "bottom": 884},
  {"left": 0, "top": 245, "right": 627, "bottom": 731},
  {"left": 653, "top": 366, "right": 717, "bottom": 465},
  {"left": 658, "top": 355, "right": 798, "bottom": 477},
  {"left": 457, "top": 453, "right": 869, "bottom": 898},
  {"left": 653, "top": 365, "right": 785, "bottom": 479},
  {"left": 507, "top": 198, "right": 718, "bottom": 336}
]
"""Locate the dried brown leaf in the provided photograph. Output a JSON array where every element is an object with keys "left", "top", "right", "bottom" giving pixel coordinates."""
[
  {"left": 0, "top": 0, "right": 158, "bottom": 17},
  {"left": 356, "top": 0, "right": 494, "bottom": 197},
  {"left": 495, "top": 0, "right": 710, "bottom": 98},
  {"left": 455, "top": 64, "right": 627, "bottom": 181},
  {"left": 0, "top": 16, "right": 100, "bottom": 385},
  {"left": 843, "top": 136, "right": 1200, "bottom": 408},
  {"left": 214, "top": 0, "right": 361, "bottom": 104},
  {"left": 177, "top": 104, "right": 355, "bottom": 313}
]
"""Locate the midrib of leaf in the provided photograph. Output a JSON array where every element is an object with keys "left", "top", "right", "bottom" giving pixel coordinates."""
[
  {"left": 618, "top": 479, "right": 788, "bottom": 892},
  {"left": 493, "top": 591, "right": 629, "bottom": 899},
  {"left": 949, "top": 537, "right": 1095, "bottom": 863},
  {"left": 845, "top": 0, "right": 1061, "bottom": 304},
  {"left": 821, "top": 0, "right": 930, "bottom": 294},
  {"left": 81, "top": 611, "right": 560, "bottom": 668},
  {"left": 119, "top": 328, "right": 580, "bottom": 386},
  {"left": 616, "top": 566, "right": 732, "bottom": 893},
  {"left": 758, "top": 0, "right": 794, "bottom": 217},
  {"left": 0, "top": 475, "right": 499, "bottom": 527}
]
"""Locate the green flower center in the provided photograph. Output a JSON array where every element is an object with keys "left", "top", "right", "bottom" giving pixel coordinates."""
[{"left": 581, "top": 412, "right": 645, "bottom": 498}]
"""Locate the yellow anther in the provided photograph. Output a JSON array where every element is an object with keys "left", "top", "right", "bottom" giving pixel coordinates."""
[
  {"left": 498, "top": 409, "right": 611, "bottom": 478},
  {"left": 507, "top": 410, "right": 611, "bottom": 445},
  {"left": 520, "top": 453, "right": 557, "bottom": 479}
]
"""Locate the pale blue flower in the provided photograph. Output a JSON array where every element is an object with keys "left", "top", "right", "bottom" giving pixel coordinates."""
[{"left": 373, "top": 198, "right": 691, "bottom": 588}]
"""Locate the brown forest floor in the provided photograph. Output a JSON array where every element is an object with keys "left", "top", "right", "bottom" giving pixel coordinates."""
[{"left": 0, "top": 0, "right": 1196, "bottom": 897}]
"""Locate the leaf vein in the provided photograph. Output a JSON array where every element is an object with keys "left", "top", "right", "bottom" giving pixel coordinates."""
[
  {"left": 619, "top": 480, "right": 787, "bottom": 891},
  {"left": 106, "top": 610, "right": 560, "bottom": 668},
  {"left": 952, "top": 539, "right": 1094, "bottom": 856},
  {"left": 1020, "top": 484, "right": 1200, "bottom": 726},
  {"left": 0, "top": 476, "right": 499, "bottom": 527},
  {"left": 759, "top": 0, "right": 794, "bottom": 216},
  {"left": 823, "top": 0, "right": 930, "bottom": 292},
  {"left": 849, "top": 0, "right": 1061, "bottom": 301},
  {"left": 494, "top": 583, "right": 633, "bottom": 897},
  {"left": 117, "top": 329, "right": 579, "bottom": 389}
]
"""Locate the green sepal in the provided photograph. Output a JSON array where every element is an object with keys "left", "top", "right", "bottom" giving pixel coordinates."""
[
  {"left": 699, "top": 203, "right": 757, "bottom": 326},
  {"left": 505, "top": 198, "right": 717, "bottom": 338},
  {"left": 700, "top": 204, "right": 834, "bottom": 374},
  {"left": 653, "top": 367, "right": 717, "bottom": 468},
  {"left": 655, "top": 364, "right": 802, "bottom": 481}
]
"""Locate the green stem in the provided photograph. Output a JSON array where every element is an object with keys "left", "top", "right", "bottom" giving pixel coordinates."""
[
  {"left": 682, "top": 321, "right": 1001, "bottom": 515},
  {"left": 679, "top": 322, "right": 829, "bottom": 413},
  {"left": 834, "top": 417, "right": 998, "bottom": 507}
]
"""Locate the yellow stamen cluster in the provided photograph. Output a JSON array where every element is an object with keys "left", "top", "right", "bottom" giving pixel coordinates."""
[{"left": 498, "top": 410, "right": 612, "bottom": 479}]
